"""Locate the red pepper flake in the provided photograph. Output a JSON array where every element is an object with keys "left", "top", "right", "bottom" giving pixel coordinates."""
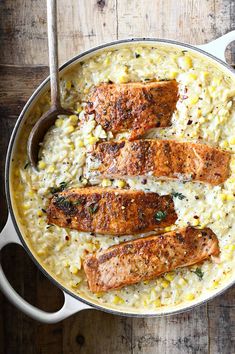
[
  {"left": 65, "top": 235, "right": 70, "bottom": 241},
  {"left": 187, "top": 120, "right": 193, "bottom": 125}
]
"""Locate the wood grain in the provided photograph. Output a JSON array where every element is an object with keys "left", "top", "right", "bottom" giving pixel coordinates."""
[{"left": 0, "top": 1, "right": 235, "bottom": 353}]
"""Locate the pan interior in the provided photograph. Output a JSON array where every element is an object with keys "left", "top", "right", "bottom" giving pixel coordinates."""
[{"left": 8, "top": 40, "right": 235, "bottom": 316}]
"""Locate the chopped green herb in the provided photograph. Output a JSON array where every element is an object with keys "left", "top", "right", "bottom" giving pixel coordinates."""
[
  {"left": 73, "top": 200, "right": 81, "bottom": 206},
  {"left": 50, "top": 181, "right": 68, "bottom": 194},
  {"left": 172, "top": 192, "right": 186, "bottom": 200},
  {"left": 192, "top": 267, "right": 204, "bottom": 280},
  {"left": 182, "top": 50, "right": 188, "bottom": 54},
  {"left": 24, "top": 162, "right": 30, "bottom": 169},
  {"left": 41, "top": 208, "right": 47, "bottom": 213},
  {"left": 46, "top": 224, "right": 53, "bottom": 229},
  {"left": 54, "top": 196, "right": 78, "bottom": 216},
  {"left": 135, "top": 53, "right": 141, "bottom": 58},
  {"left": 155, "top": 210, "right": 167, "bottom": 222},
  {"left": 88, "top": 203, "right": 99, "bottom": 214}
]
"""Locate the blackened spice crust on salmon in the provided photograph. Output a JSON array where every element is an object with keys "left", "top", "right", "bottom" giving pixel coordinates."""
[
  {"left": 92, "top": 139, "right": 231, "bottom": 185},
  {"left": 47, "top": 187, "right": 177, "bottom": 235},
  {"left": 85, "top": 81, "right": 179, "bottom": 139},
  {"left": 83, "top": 227, "right": 220, "bottom": 292}
]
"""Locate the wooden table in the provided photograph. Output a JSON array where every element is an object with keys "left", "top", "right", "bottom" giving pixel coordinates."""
[{"left": 0, "top": 1, "right": 235, "bottom": 353}]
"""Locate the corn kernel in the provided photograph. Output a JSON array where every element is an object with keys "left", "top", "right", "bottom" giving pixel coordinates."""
[
  {"left": 66, "top": 81, "right": 72, "bottom": 90},
  {"left": 192, "top": 219, "right": 200, "bottom": 226},
  {"left": 70, "top": 265, "right": 78, "bottom": 274},
  {"left": 65, "top": 125, "right": 75, "bottom": 133},
  {"left": 87, "top": 136, "right": 98, "bottom": 145},
  {"left": 116, "top": 180, "right": 126, "bottom": 188},
  {"left": 113, "top": 295, "right": 124, "bottom": 304},
  {"left": 143, "top": 299, "right": 148, "bottom": 307},
  {"left": 221, "top": 140, "right": 229, "bottom": 148},
  {"left": 63, "top": 260, "right": 70, "bottom": 267},
  {"left": 220, "top": 193, "right": 227, "bottom": 201},
  {"left": 213, "top": 78, "right": 221, "bottom": 86},
  {"left": 201, "top": 71, "right": 209, "bottom": 80},
  {"left": 197, "top": 109, "right": 202, "bottom": 118},
  {"left": 84, "top": 88, "right": 89, "bottom": 94},
  {"left": 161, "top": 280, "right": 169, "bottom": 288},
  {"left": 169, "top": 71, "right": 178, "bottom": 79},
  {"left": 38, "top": 160, "right": 46, "bottom": 169},
  {"left": 153, "top": 299, "right": 161, "bottom": 307},
  {"left": 77, "top": 139, "right": 84, "bottom": 147},
  {"left": 209, "top": 86, "right": 216, "bottom": 93},
  {"left": 69, "top": 114, "right": 78, "bottom": 125},
  {"left": 23, "top": 203, "right": 30, "bottom": 210},
  {"left": 189, "top": 95, "right": 199, "bottom": 105},
  {"left": 69, "top": 143, "right": 75, "bottom": 151},
  {"left": 118, "top": 75, "right": 129, "bottom": 84},
  {"left": 164, "top": 226, "right": 172, "bottom": 232},
  {"left": 226, "top": 194, "right": 234, "bottom": 201},
  {"left": 212, "top": 280, "right": 220, "bottom": 287},
  {"left": 55, "top": 118, "right": 63, "bottom": 127},
  {"left": 47, "top": 165, "right": 55, "bottom": 173},
  {"left": 95, "top": 292, "right": 104, "bottom": 298},
  {"left": 165, "top": 273, "right": 174, "bottom": 282},
  {"left": 185, "top": 293, "right": 195, "bottom": 301},
  {"left": 27, "top": 190, "right": 34, "bottom": 197},
  {"left": 188, "top": 73, "right": 197, "bottom": 80},
  {"left": 178, "top": 56, "right": 192, "bottom": 69},
  {"left": 225, "top": 244, "right": 235, "bottom": 251},
  {"left": 37, "top": 210, "right": 43, "bottom": 217},
  {"left": 230, "top": 137, "right": 235, "bottom": 145},
  {"left": 101, "top": 179, "right": 112, "bottom": 187},
  {"left": 104, "top": 57, "right": 110, "bottom": 65}
]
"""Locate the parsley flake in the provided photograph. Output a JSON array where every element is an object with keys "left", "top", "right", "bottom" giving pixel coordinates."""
[
  {"left": 50, "top": 181, "right": 68, "bottom": 194},
  {"left": 88, "top": 203, "right": 99, "bottom": 214},
  {"left": 155, "top": 210, "right": 167, "bottom": 222},
  {"left": 172, "top": 192, "right": 186, "bottom": 200},
  {"left": 192, "top": 267, "right": 204, "bottom": 280}
]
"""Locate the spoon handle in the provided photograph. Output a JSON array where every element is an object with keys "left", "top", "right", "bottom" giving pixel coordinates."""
[{"left": 47, "top": 0, "right": 60, "bottom": 109}]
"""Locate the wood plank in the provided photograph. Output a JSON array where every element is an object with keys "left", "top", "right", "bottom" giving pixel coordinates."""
[
  {"left": 208, "top": 286, "right": 235, "bottom": 353},
  {"left": 63, "top": 310, "right": 132, "bottom": 354},
  {"left": 0, "top": 0, "right": 117, "bottom": 66},
  {"left": 131, "top": 306, "right": 208, "bottom": 354}
]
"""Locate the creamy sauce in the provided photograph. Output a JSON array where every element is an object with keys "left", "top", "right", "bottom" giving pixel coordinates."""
[{"left": 11, "top": 44, "right": 235, "bottom": 313}]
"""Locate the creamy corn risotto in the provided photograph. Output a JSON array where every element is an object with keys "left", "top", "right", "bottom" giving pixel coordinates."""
[{"left": 11, "top": 45, "right": 235, "bottom": 312}]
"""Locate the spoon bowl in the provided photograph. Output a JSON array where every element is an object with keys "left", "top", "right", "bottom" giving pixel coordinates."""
[
  {"left": 27, "top": 0, "right": 71, "bottom": 169},
  {"left": 27, "top": 105, "right": 73, "bottom": 169}
]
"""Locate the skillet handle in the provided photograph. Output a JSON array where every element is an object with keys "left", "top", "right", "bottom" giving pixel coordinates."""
[
  {"left": 0, "top": 216, "right": 92, "bottom": 323},
  {"left": 196, "top": 30, "right": 235, "bottom": 62}
]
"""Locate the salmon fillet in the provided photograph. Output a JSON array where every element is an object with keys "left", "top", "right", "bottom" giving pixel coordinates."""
[
  {"left": 47, "top": 187, "right": 177, "bottom": 235},
  {"left": 83, "top": 227, "right": 220, "bottom": 292},
  {"left": 91, "top": 139, "right": 230, "bottom": 185},
  {"left": 85, "top": 81, "right": 178, "bottom": 139}
]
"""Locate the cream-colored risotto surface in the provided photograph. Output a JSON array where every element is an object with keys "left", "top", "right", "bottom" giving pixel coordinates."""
[{"left": 12, "top": 45, "right": 235, "bottom": 312}]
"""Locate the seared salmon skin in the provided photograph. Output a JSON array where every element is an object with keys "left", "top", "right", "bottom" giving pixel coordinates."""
[
  {"left": 83, "top": 227, "right": 220, "bottom": 292},
  {"left": 85, "top": 81, "right": 178, "bottom": 139},
  {"left": 47, "top": 187, "right": 177, "bottom": 235},
  {"left": 91, "top": 139, "right": 230, "bottom": 185}
]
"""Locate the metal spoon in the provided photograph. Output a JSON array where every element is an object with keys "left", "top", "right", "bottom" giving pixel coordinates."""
[{"left": 27, "top": 0, "right": 73, "bottom": 169}]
